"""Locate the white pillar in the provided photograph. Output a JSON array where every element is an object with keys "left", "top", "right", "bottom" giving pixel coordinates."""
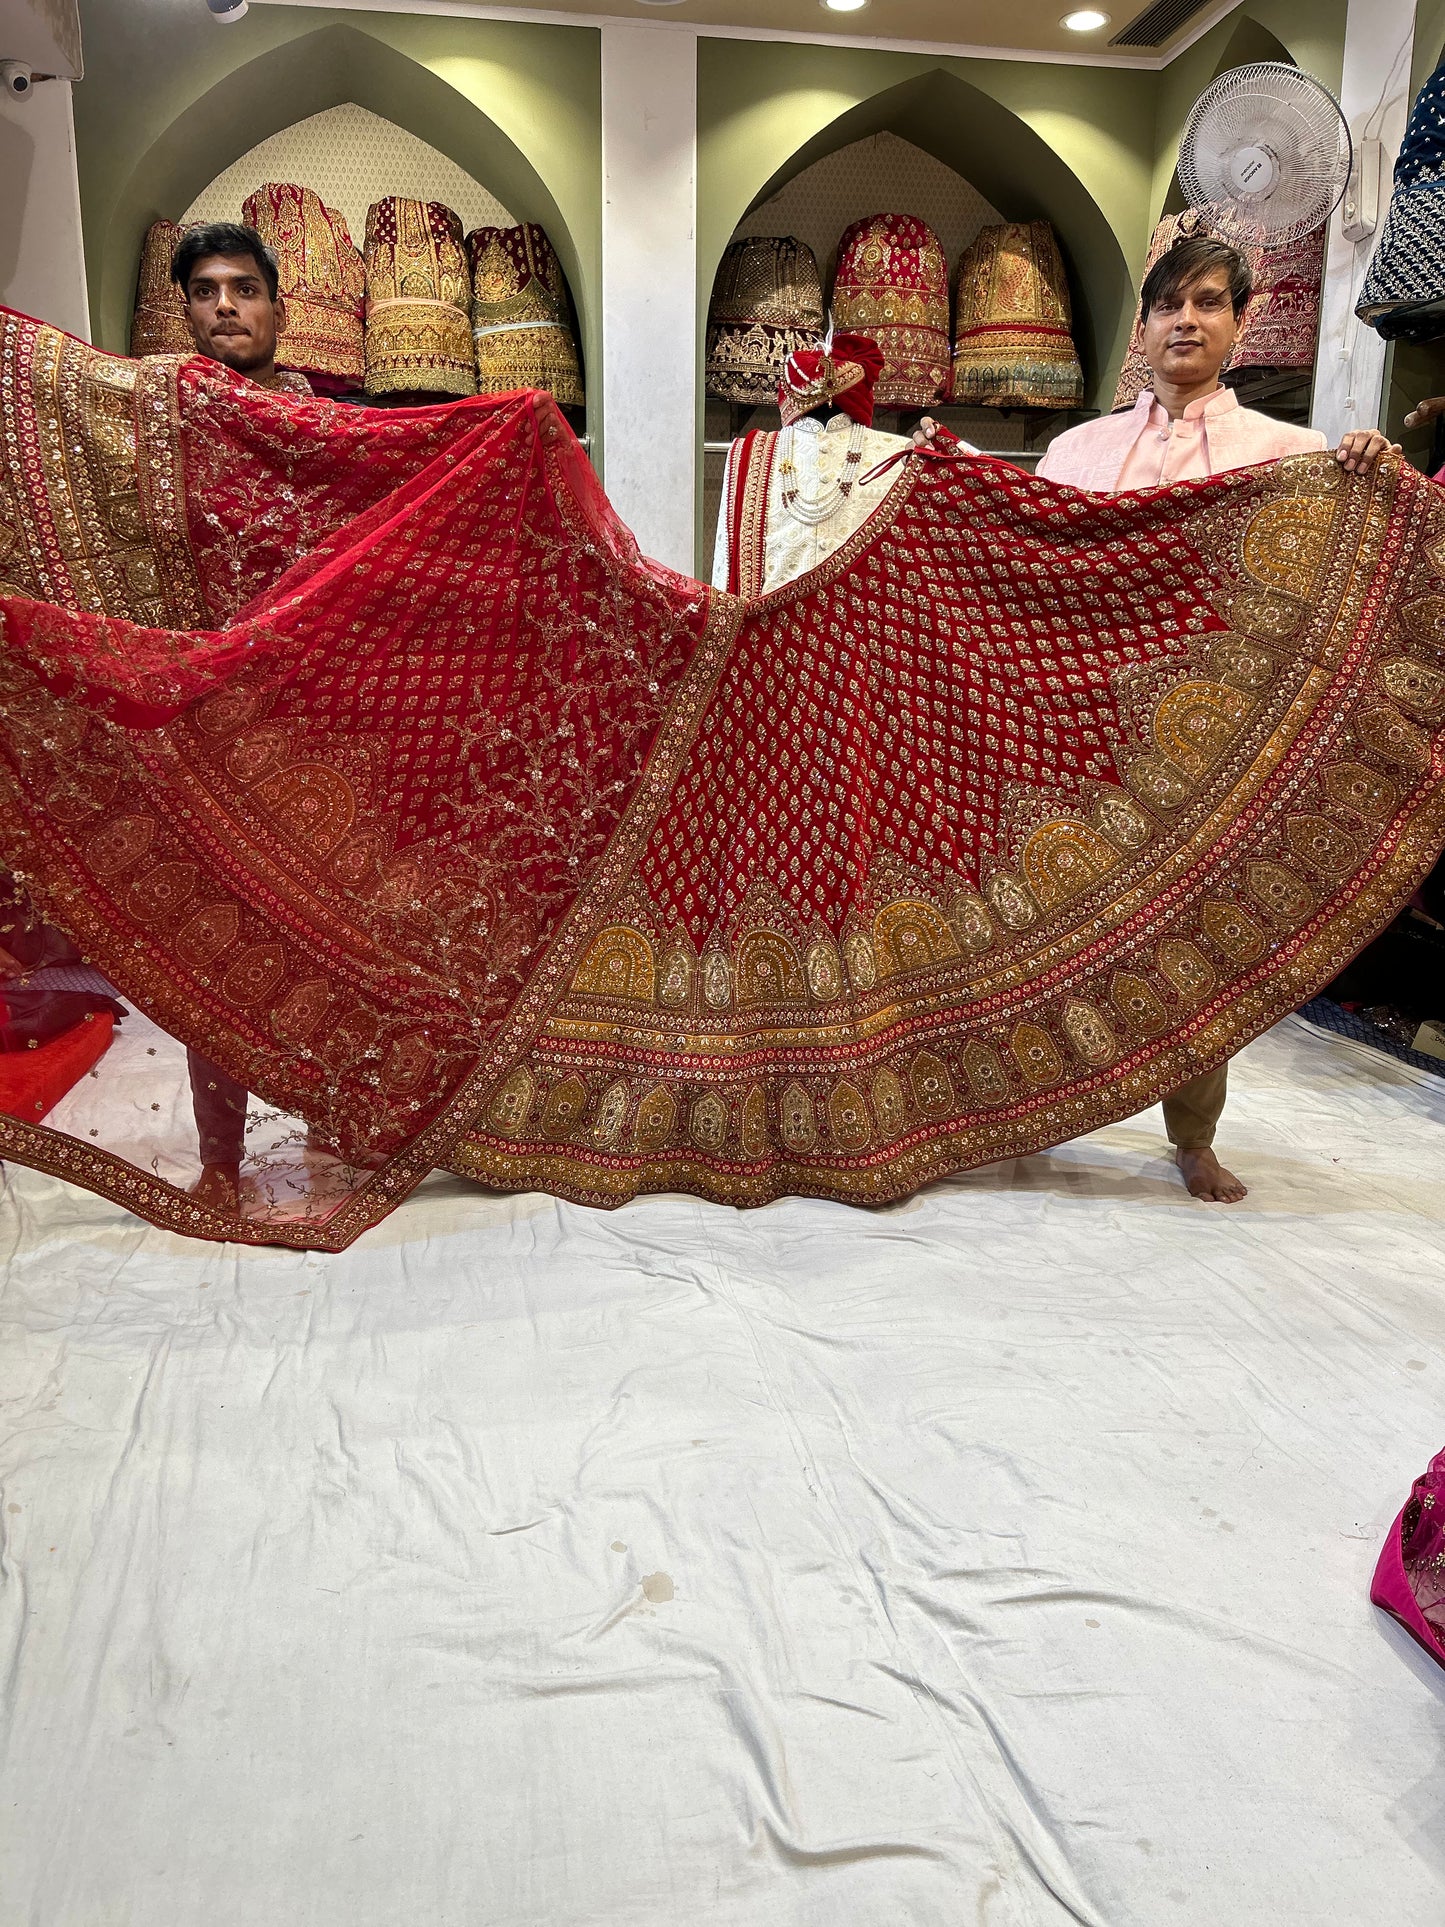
[
  {"left": 1311, "top": 0, "right": 1418, "bottom": 444},
  {"left": 600, "top": 22, "right": 697, "bottom": 574},
  {"left": 0, "top": 78, "right": 89, "bottom": 339}
]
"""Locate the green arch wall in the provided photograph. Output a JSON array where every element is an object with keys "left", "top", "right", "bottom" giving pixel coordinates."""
[
  {"left": 705, "top": 63, "right": 1138, "bottom": 415},
  {"left": 72, "top": 5, "right": 601, "bottom": 415},
  {"left": 698, "top": 39, "right": 1155, "bottom": 415}
]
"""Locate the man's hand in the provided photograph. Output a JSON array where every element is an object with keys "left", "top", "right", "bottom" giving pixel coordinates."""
[
  {"left": 1333, "top": 428, "right": 1400, "bottom": 474},
  {"left": 1405, "top": 396, "right": 1445, "bottom": 431},
  {"left": 912, "top": 416, "right": 941, "bottom": 450}
]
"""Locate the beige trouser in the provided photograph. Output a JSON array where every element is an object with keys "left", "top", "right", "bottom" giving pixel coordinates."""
[{"left": 1161, "top": 1061, "right": 1228, "bottom": 1151}]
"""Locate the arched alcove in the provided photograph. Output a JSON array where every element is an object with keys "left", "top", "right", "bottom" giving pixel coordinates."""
[
  {"left": 703, "top": 67, "right": 1134, "bottom": 416},
  {"left": 183, "top": 105, "right": 517, "bottom": 246},
  {"left": 732, "top": 131, "right": 1005, "bottom": 295},
  {"left": 95, "top": 23, "right": 593, "bottom": 383}
]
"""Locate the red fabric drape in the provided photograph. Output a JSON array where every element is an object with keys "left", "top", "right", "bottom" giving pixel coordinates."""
[
  {"left": 0, "top": 1015, "right": 113, "bottom": 1124},
  {"left": 1, "top": 308, "right": 1444, "bottom": 1246}
]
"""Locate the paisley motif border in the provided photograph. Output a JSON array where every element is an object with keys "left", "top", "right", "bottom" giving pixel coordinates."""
[{"left": 445, "top": 453, "right": 1445, "bottom": 1209}]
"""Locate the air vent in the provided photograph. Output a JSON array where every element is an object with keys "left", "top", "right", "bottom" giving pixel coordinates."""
[{"left": 1109, "top": 0, "right": 1218, "bottom": 49}]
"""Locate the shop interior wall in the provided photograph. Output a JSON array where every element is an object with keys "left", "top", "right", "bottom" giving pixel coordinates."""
[
  {"left": 69, "top": 3, "right": 601, "bottom": 451},
  {"left": 695, "top": 40, "right": 1160, "bottom": 565},
  {"left": 0, "top": 79, "right": 88, "bottom": 341},
  {"left": 61, "top": 0, "right": 1364, "bottom": 566},
  {"left": 182, "top": 105, "right": 516, "bottom": 250}
]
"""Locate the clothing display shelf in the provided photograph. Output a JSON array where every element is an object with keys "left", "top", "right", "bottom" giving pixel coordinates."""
[
  {"left": 703, "top": 399, "right": 1099, "bottom": 470},
  {"left": 1222, "top": 366, "right": 1313, "bottom": 425}
]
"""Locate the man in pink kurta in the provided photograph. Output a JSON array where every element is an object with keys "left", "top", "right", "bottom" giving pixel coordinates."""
[{"left": 1035, "top": 234, "right": 1397, "bottom": 1202}]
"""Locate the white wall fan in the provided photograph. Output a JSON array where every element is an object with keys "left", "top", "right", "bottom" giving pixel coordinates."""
[{"left": 1177, "top": 61, "right": 1353, "bottom": 251}]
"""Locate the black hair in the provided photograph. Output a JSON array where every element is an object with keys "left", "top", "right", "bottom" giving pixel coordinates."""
[
  {"left": 1140, "top": 234, "right": 1252, "bottom": 323},
  {"left": 170, "top": 222, "right": 280, "bottom": 301}
]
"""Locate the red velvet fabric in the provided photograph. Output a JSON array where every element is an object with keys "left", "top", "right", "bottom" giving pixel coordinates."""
[{"left": 0, "top": 1014, "right": 113, "bottom": 1124}]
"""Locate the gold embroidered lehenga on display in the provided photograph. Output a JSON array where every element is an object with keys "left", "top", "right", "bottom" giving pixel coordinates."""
[{"left": 1, "top": 306, "right": 1443, "bottom": 1249}]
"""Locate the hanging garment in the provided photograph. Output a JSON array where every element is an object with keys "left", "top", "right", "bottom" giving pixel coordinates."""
[
  {"left": 831, "top": 214, "right": 952, "bottom": 409},
  {"left": 467, "top": 223, "right": 584, "bottom": 408},
  {"left": 952, "top": 220, "right": 1084, "bottom": 411},
  {"left": 1113, "top": 214, "right": 1325, "bottom": 410},
  {"left": 363, "top": 197, "right": 475, "bottom": 397},
  {"left": 1357, "top": 57, "right": 1445, "bottom": 342},
  {"left": 1, "top": 303, "right": 1443, "bottom": 1249},
  {"left": 242, "top": 183, "right": 365, "bottom": 396},
  {"left": 129, "top": 220, "right": 197, "bottom": 360},
  {"left": 1231, "top": 226, "right": 1327, "bottom": 373},
  {"left": 705, "top": 236, "right": 825, "bottom": 406}
]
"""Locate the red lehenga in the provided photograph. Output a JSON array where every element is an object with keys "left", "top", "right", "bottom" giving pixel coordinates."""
[{"left": 1, "top": 304, "right": 1444, "bottom": 1249}]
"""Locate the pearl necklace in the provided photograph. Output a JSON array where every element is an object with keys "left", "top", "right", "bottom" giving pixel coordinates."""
[{"left": 777, "top": 418, "right": 868, "bottom": 527}]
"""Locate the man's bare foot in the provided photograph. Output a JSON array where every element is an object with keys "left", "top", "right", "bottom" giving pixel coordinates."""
[
  {"left": 188, "top": 1161, "right": 241, "bottom": 1211},
  {"left": 1176, "top": 1146, "right": 1247, "bottom": 1203}
]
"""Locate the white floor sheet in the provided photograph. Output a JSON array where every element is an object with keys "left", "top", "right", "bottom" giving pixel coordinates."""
[{"left": 1, "top": 1014, "right": 1443, "bottom": 1926}]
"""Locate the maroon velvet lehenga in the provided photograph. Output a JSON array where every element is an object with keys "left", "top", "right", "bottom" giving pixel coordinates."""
[{"left": 0, "top": 301, "right": 1443, "bottom": 1260}]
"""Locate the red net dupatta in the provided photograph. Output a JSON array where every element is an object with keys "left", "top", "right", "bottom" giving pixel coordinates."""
[{"left": 1, "top": 304, "right": 1444, "bottom": 1247}]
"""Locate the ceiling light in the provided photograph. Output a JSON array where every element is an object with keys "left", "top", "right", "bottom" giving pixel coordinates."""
[
  {"left": 822, "top": 0, "right": 870, "bottom": 13},
  {"left": 1062, "top": 8, "right": 1110, "bottom": 28}
]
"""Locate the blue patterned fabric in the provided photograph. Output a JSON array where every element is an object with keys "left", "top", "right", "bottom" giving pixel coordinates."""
[
  {"left": 1298, "top": 998, "right": 1445, "bottom": 1078},
  {"left": 1391, "top": 58, "right": 1445, "bottom": 190},
  {"left": 1357, "top": 58, "right": 1445, "bottom": 341}
]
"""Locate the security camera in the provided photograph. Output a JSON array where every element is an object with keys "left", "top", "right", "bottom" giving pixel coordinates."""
[
  {"left": 0, "top": 60, "right": 35, "bottom": 100},
  {"left": 204, "top": 0, "right": 249, "bottom": 20}
]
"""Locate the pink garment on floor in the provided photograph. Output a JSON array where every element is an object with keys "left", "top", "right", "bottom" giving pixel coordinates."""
[{"left": 1372, "top": 1448, "right": 1445, "bottom": 1670}]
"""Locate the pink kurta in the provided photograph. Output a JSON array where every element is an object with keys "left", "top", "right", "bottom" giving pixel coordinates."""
[{"left": 1036, "top": 385, "right": 1327, "bottom": 493}]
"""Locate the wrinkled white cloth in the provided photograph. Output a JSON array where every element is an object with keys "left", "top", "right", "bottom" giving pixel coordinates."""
[{"left": 1, "top": 1015, "right": 1443, "bottom": 1925}]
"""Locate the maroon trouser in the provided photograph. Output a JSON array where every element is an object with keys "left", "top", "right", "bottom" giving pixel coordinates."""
[{"left": 187, "top": 1050, "right": 247, "bottom": 1167}]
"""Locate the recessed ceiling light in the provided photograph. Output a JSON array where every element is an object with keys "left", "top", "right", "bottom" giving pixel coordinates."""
[
  {"left": 1062, "top": 8, "right": 1110, "bottom": 27},
  {"left": 822, "top": 0, "right": 870, "bottom": 13}
]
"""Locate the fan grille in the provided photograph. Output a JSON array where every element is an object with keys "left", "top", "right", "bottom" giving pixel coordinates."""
[{"left": 1178, "top": 62, "right": 1350, "bottom": 248}]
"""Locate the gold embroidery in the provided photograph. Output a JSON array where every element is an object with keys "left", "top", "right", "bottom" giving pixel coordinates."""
[
  {"left": 872, "top": 899, "right": 959, "bottom": 978},
  {"left": 1062, "top": 999, "right": 1119, "bottom": 1067},
  {"left": 573, "top": 926, "right": 656, "bottom": 1002},
  {"left": 1022, "top": 820, "right": 1121, "bottom": 911}
]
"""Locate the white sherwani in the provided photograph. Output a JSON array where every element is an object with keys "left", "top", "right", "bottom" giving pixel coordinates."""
[{"left": 711, "top": 414, "right": 976, "bottom": 596}]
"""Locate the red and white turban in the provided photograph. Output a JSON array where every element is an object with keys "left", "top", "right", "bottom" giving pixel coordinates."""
[{"left": 777, "top": 331, "right": 885, "bottom": 427}]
